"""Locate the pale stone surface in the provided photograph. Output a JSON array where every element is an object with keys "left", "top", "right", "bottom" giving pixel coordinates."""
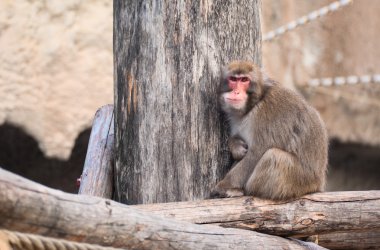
[
  {"left": 0, "top": 0, "right": 113, "bottom": 159},
  {"left": 262, "top": 0, "right": 380, "bottom": 146},
  {"left": 1, "top": 0, "right": 379, "bottom": 160}
]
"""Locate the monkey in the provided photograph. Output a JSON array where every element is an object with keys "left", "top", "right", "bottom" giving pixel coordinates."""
[{"left": 210, "top": 61, "right": 328, "bottom": 201}]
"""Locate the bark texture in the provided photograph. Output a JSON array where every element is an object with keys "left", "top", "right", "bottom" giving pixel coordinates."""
[
  {"left": 0, "top": 168, "right": 320, "bottom": 250},
  {"left": 78, "top": 104, "right": 114, "bottom": 199},
  {"left": 315, "top": 231, "right": 380, "bottom": 250},
  {"left": 135, "top": 191, "right": 380, "bottom": 237},
  {"left": 114, "top": 0, "right": 261, "bottom": 204}
]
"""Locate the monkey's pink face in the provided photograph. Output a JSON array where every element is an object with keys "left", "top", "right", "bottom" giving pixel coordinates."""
[{"left": 222, "top": 75, "right": 250, "bottom": 110}]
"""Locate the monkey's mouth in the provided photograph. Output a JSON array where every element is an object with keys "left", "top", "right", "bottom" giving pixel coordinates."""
[
  {"left": 225, "top": 98, "right": 246, "bottom": 110},
  {"left": 226, "top": 98, "right": 244, "bottom": 103}
]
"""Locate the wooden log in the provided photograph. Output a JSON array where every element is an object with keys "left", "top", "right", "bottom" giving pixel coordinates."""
[
  {"left": 134, "top": 191, "right": 380, "bottom": 238},
  {"left": 0, "top": 168, "right": 323, "bottom": 250},
  {"left": 78, "top": 104, "right": 114, "bottom": 199},
  {"left": 114, "top": 0, "right": 262, "bottom": 204},
  {"left": 310, "top": 231, "right": 380, "bottom": 250}
]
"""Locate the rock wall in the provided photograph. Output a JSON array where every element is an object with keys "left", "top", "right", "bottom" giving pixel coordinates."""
[
  {"left": 1, "top": 0, "right": 379, "bottom": 160},
  {"left": 262, "top": 0, "right": 380, "bottom": 146},
  {"left": 0, "top": 0, "right": 113, "bottom": 159}
]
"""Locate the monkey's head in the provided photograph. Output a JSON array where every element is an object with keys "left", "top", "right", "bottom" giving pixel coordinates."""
[{"left": 219, "top": 61, "right": 265, "bottom": 115}]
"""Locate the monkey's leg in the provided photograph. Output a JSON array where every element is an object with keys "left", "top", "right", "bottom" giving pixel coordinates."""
[
  {"left": 210, "top": 174, "right": 245, "bottom": 198},
  {"left": 210, "top": 154, "right": 256, "bottom": 198},
  {"left": 245, "top": 148, "right": 317, "bottom": 201}
]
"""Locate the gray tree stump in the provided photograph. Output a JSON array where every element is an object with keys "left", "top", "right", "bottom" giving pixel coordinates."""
[{"left": 114, "top": 1, "right": 261, "bottom": 204}]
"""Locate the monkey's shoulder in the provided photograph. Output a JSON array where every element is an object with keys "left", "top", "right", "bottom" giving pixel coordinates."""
[
  {"left": 259, "top": 85, "right": 315, "bottom": 116},
  {"left": 252, "top": 84, "right": 325, "bottom": 137}
]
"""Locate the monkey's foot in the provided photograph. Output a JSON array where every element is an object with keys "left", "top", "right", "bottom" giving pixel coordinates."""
[
  {"left": 226, "top": 189, "right": 244, "bottom": 197},
  {"left": 210, "top": 188, "right": 244, "bottom": 199}
]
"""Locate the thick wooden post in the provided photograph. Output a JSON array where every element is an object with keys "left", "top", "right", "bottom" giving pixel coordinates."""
[{"left": 114, "top": 1, "right": 261, "bottom": 204}]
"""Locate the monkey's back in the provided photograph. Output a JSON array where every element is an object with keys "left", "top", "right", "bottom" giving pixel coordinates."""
[{"left": 251, "top": 83, "right": 328, "bottom": 188}]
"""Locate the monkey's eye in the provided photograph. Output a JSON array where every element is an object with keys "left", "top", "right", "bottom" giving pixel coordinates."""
[
  {"left": 241, "top": 77, "right": 250, "bottom": 82},
  {"left": 229, "top": 76, "right": 238, "bottom": 82}
]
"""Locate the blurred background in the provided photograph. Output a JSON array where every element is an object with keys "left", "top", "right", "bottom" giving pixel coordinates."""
[{"left": 0, "top": 0, "right": 379, "bottom": 193}]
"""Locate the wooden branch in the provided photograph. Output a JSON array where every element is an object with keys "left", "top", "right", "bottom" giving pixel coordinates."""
[
  {"left": 78, "top": 104, "right": 114, "bottom": 199},
  {"left": 0, "top": 169, "right": 322, "bottom": 249},
  {"left": 134, "top": 191, "right": 380, "bottom": 237}
]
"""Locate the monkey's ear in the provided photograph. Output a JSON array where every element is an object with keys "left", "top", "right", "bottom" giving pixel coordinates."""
[{"left": 247, "top": 80, "right": 258, "bottom": 94}]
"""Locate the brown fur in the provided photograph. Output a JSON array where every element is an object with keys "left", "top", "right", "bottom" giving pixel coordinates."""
[
  {"left": 211, "top": 61, "right": 328, "bottom": 201},
  {"left": 227, "top": 61, "right": 255, "bottom": 73}
]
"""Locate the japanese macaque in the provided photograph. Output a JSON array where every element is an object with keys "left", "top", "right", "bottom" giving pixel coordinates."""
[{"left": 211, "top": 61, "right": 328, "bottom": 201}]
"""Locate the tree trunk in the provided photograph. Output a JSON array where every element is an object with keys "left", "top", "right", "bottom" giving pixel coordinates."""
[
  {"left": 0, "top": 168, "right": 321, "bottom": 250},
  {"left": 78, "top": 105, "right": 114, "bottom": 199},
  {"left": 114, "top": 0, "right": 261, "bottom": 204}
]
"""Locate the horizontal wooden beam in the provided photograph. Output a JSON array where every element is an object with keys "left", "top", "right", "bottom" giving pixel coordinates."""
[
  {"left": 0, "top": 168, "right": 321, "bottom": 249},
  {"left": 135, "top": 190, "right": 380, "bottom": 237},
  {"left": 315, "top": 230, "right": 380, "bottom": 250}
]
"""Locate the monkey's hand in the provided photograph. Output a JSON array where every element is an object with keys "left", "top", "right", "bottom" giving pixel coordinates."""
[
  {"left": 210, "top": 181, "right": 244, "bottom": 199},
  {"left": 228, "top": 137, "right": 248, "bottom": 161}
]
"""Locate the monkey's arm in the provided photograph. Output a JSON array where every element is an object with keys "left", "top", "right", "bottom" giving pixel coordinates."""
[{"left": 228, "top": 136, "right": 248, "bottom": 161}]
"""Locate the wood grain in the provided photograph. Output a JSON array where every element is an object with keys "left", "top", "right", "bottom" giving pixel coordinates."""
[
  {"left": 0, "top": 168, "right": 322, "bottom": 250},
  {"left": 314, "top": 231, "right": 380, "bottom": 250},
  {"left": 78, "top": 104, "right": 114, "bottom": 199},
  {"left": 134, "top": 191, "right": 380, "bottom": 237},
  {"left": 113, "top": 0, "right": 262, "bottom": 204}
]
